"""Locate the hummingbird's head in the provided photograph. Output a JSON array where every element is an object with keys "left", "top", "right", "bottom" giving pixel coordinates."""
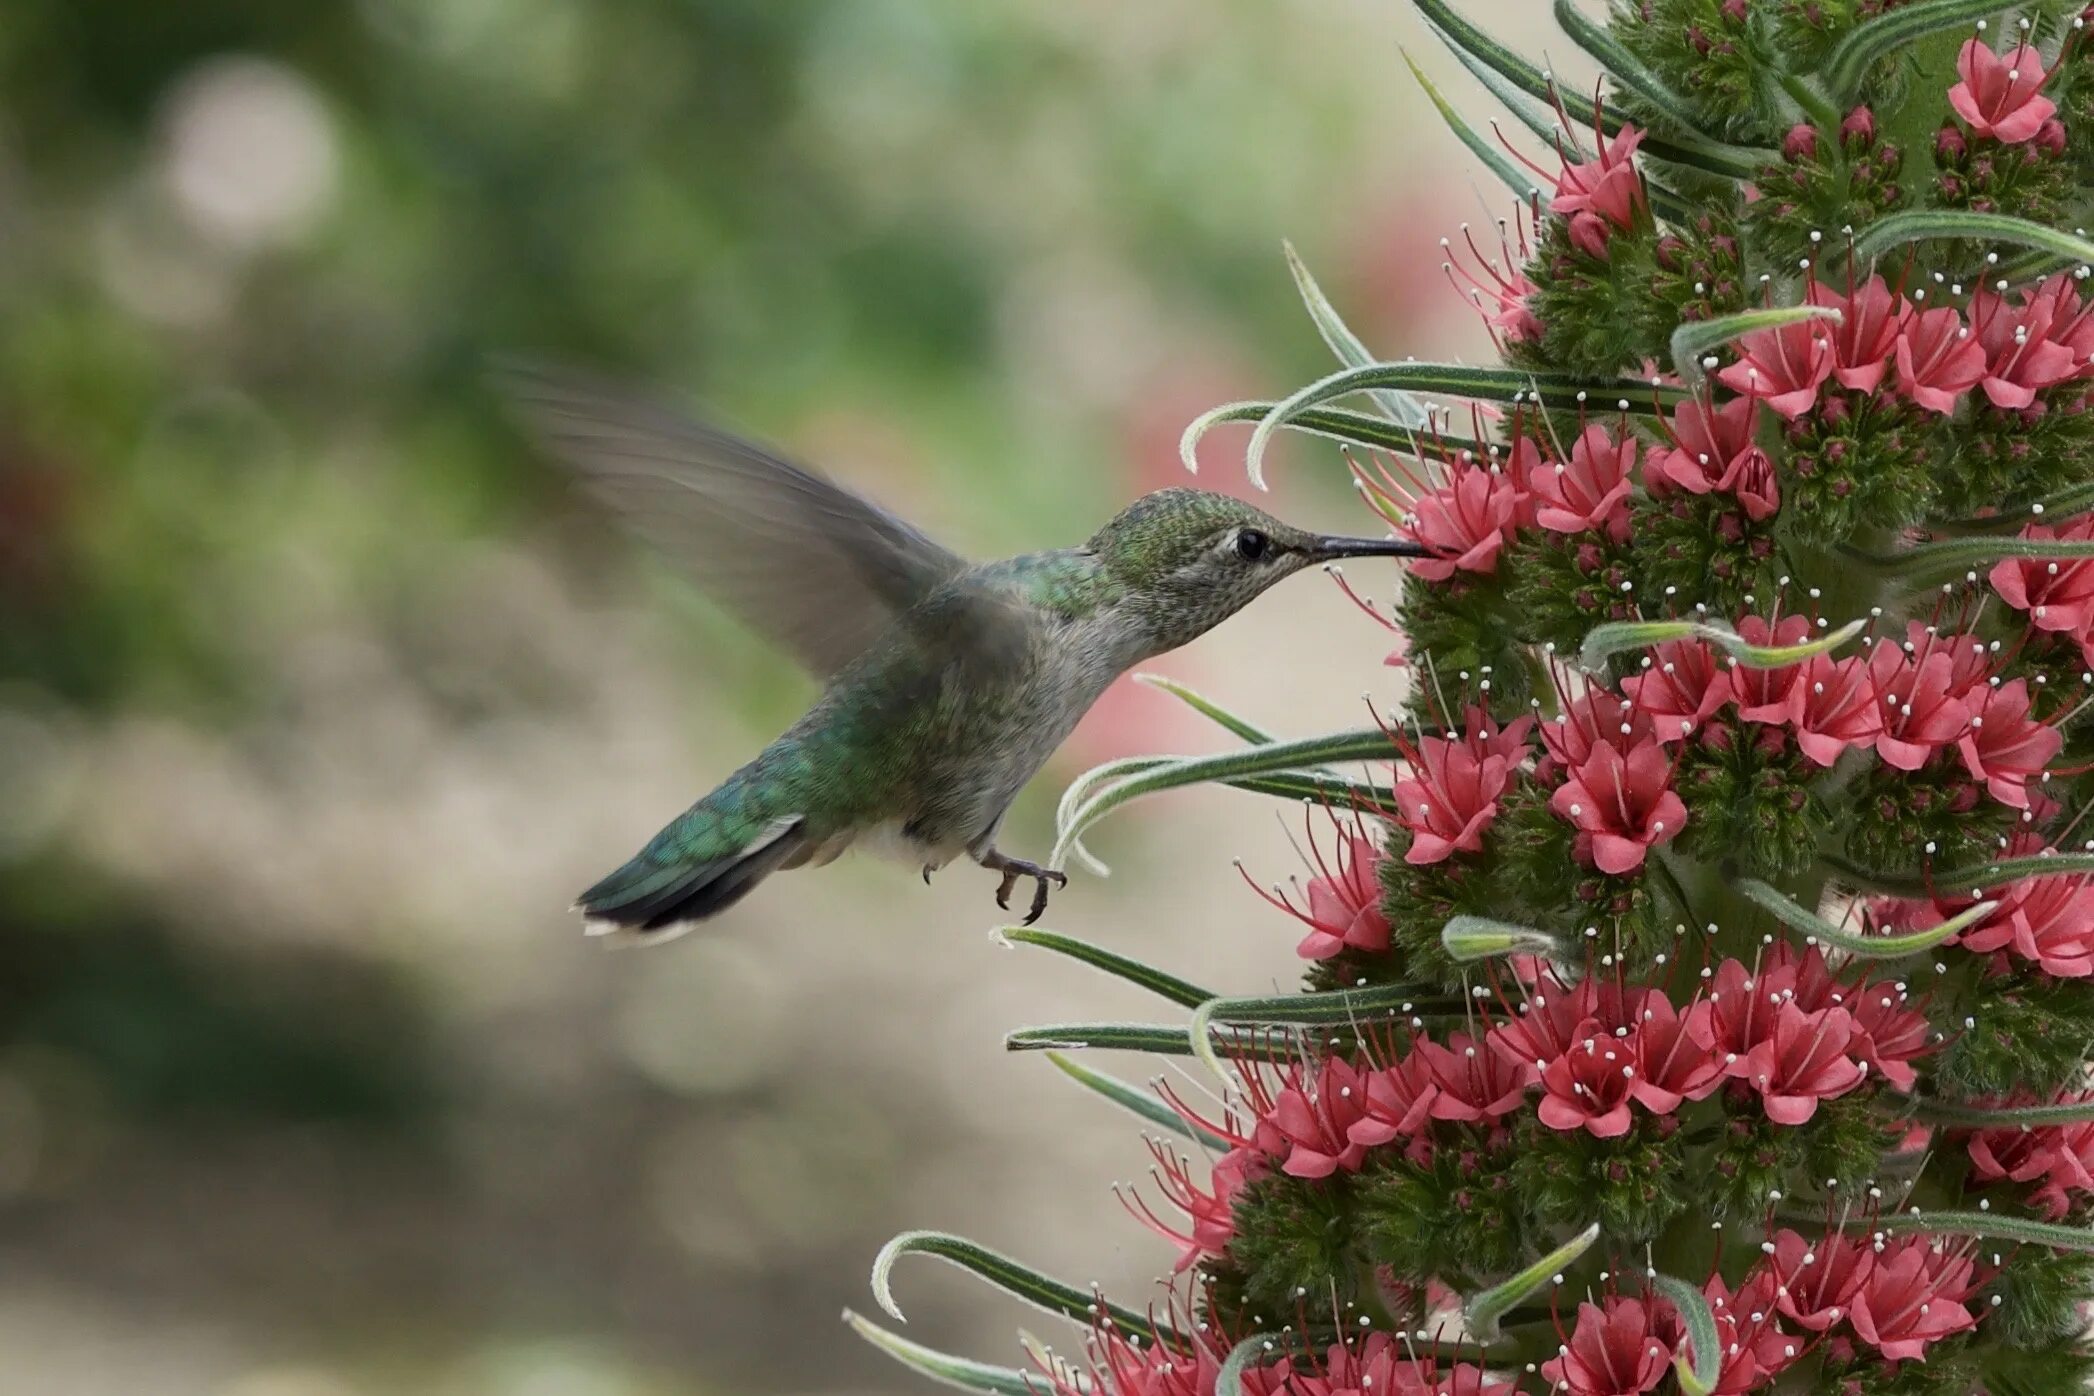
[{"left": 1084, "top": 487, "right": 1425, "bottom": 654}]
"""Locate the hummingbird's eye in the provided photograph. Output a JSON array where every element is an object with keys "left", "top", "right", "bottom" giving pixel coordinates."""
[{"left": 1234, "top": 529, "right": 1271, "bottom": 563}]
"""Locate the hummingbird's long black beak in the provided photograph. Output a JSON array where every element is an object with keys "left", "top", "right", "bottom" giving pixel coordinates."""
[{"left": 1306, "top": 534, "right": 1434, "bottom": 562}]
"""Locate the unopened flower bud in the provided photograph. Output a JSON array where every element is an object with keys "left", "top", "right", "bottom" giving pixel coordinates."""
[
  {"left": 1784, "top": 123, "right": 1819, "bottom": 162},
  {"left": 1935, "top": 124, "right": 1968, "bottom": 163},
  {"left": 2036, "top": 117, "right": 2068, "bottom": 157},
  {"left": 1840, "top": 106, "right": 1876, "bottom": 150}
]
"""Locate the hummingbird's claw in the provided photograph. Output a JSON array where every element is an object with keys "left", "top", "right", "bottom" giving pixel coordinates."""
[{"left": 990, "top": 859, "right": 1066, "bottom": 925}]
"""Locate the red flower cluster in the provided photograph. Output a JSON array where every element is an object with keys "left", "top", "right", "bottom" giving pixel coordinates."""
[
  {"left": 1538, "top": 686, "right": 1687, "bottom": 876},
  {"left": 1489, "top": 972, "right": 1720, "bottom": 1138},
  {"left": 1965, "top": 1090, "right": 2094, "bottom": 1218},
  {"left": 1250, "top": 1332, "right": 1516, "bottom": 1396},
  {"left": 1896, "top": 842, "right": 2094, "bottom": 978},
  {"left": 1393, "top": 716, "right": 1531, "bottom": 867},
  {"left": 1124, "top": 1139, "right": 1268, "bottom": 1272},
  {"left": 1767, "top": 1228, "right": 1980, "bottom": 1362},
  {"left": 1548, "top": 1274, "right": 1798, "bottom": 1396}
]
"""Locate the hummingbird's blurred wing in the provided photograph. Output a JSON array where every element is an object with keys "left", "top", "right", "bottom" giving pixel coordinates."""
[{"left": 506, "top": 367, "right": 1002, "bottom": 678}]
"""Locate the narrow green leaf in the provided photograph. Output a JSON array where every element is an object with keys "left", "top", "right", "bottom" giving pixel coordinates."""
[
  {"left": 1464, "top": 1223, "right": 1602, "bottom": 1343},
  {"left": 1578, "top": 616, "right": 1865, "bottom": 672},
  {"left": 1043, "top": 1051, "right": 1231, "bottom": 1150},
  {"left": 1285, "top": 240, "right": 1430, "bottom": 426},
  {"left": 871, "top": 1231, "right": 1167, "bottom": 1338},
  {"left": 1736, "top": 876, "right": 1996, "bottom": 958},
  {"left": 1132, "top": 673, "right": 1276, "bottom": 746},
  {"left": 1870, "top": 1209, "right": 2094, "bottom": 1253},
  {"left": 1400, "top": 46, "right": 1544, "bottom": 201},
  {"left": 1411, "top": 0, "right": 1759, "bottom": 177},
  {"left": 998, "top": 927, "right": 1214, "bottom": 1008},
  {"left": 1192, "top": 982, "right": 1467, "bottom": 1027},
  {"left": 1650, "top": 1276, "right": 1722, "bottom": 1396},
  {"left": 1006, "top": 1020, "right": 1282, "bottom": 1057},
  {"left": 1179, "top": 399, "right": 1490, "bottom": 476},
  {"left": 1829, "top": 851, "right": 2094, "bottom": 899},
  {"left": 1918, "top": 1096, "right": 2094, "bottom": 1129},
  {"left": 1216, "top": 1333, "right": 1281, "bottom": 1396},
  {"left": 1245, "top": 363, "right": 1685, "bottom": 489},
  {"left": 1669, "top": 304, "right": 1841, "bottom": 389},
  {"left": 1828, "top": 0, "right": 2053, "bottom": 103},
  {"left": 1848, "top": 533, "right": 2094, "bottom": 577},
  {"left": 1441, "top": 915, "right": 1565, "bottom": 962},
  {"left": 1851, "top": 210, "right": 2094, "bottom": 273},
  {"left": 1051, "top": 729, "right": 1397, "bottom": 873},
  {"left": 1928, "top": 478, "right": 2094, "bottom": 534},
  {"left": 844, "top": 1310, "right": 1042, "bottom": 1396},
  {"left": 1551, "top": 0, "right": 1750, "bottom": 148}
]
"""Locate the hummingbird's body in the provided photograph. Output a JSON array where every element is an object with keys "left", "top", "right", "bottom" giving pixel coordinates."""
[{"left": 510, "top": 371, "right": 1427, "bottom": 940}]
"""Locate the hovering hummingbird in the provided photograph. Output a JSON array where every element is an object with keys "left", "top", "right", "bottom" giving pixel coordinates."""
[{"left": 511, "top": 370, "right": 1430, "bottom": 941}]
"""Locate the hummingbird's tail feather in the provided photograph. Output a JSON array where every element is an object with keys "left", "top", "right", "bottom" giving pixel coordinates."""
[{"left": 576, "top": 813, "right": 809, "bottom": 945}]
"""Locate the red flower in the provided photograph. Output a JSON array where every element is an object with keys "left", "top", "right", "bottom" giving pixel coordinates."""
[
  {"left": 1971, "top": 282, "right": 2085, "bottom": 410},
  {"left": 1841, "top": 977, "right": 1933, "bottom": 1094},
  {"left": 1728, "top": 614, "right": 1813, "bottom": 726},
  {"left": 1628, "top": 993, "right": 1724, "bottom": 1114},
  {"left": 1540, "top": 687, "right": 1656, "bottom": 772},
  {"left": 1955, "top": 868, "right": 2094, "bottom": 978},
  {"left": 1948, "top": 38, "right": 2057, "bottom": 145},
  {"left": 1621, "top": 637, "right": 1733, "bottom": 742},
  {"left": 1537, "top": 1025, "right": 1638, "bottom": 1138},
  {"left": 1808, "top": 276, "right": 1905, "bottom": 393},
  {"left": 1743, "top": 1002, "right": 1869, "bottom": 1124},
  {"left": 1534, "top": 423, "right": 1637, "bottom": 541},
  {"left": 1256, "top": 1057, "right": 1376, "bottom": 1179},
  {"left": 1255, "top": 1335, "right": 1517, "bottom": 1396},
  {"left": 1541, "top": 1297, "right": 1671, "bottom": 1396},
  {"left": 1989, "top": 517, "right": 2094, "bottom": 637},
  {"left": 1849, "top": 1237, "right": 1979, "bottom": 1362},
  {"left": 1959, "top": 677, "right": 2062, "bottom": 809},
  {"left": 1894, "top": 305, "right": 1987, "bottom": 414},
  {"left": 1347, "top": 1049, "right": 1442, "bottom": 1150},
  {"left": 1867, "top": 637, "right": 1975, "bottom": 772},
  {"left": 1716, "top": 316, "right": 1837, "bottom": 420},
  {"left": 1551, "top": 125, "right": 1648, "bottom": 258},
  {"left": 1694, "top": 957, "right": 1786, "bottom": 1075},
  {"left": 1794, "top": 653, "right": 1883, "bottom": 767},
  {"left": 1768, "top": 1227, "right": 1876, "bottom": 1332},
  {"left": 1967, "top": 1092, "right": 2094, "bottom": 1217},
  {"left": 1128, "top": 1140, "right": 1266, "bottom": 1272},
  {"left": 1488, "top": 969, "right": 1602, "bottom": 1078},
  {"left": 1292, "top": 827, "right": 1393, "bottom": 960},
  {"left": 1549, "top": 739, "right": 1688, "bottom": 875},
  {"left": 1419, "top": 1031, "right": 1529, "bottom": 1124},
  {"left": 1647, "top": 396, "right": 1780, "bottom": 520},
  {"left": 1394, "top": 732, "right": 1513, "bottom": 866},
  {"left": 1400, "top": 463, "right": 1523, "bottom": 582},
  {"left": 1655, "top": 1271, "right": 1797, "bottom": 1395}
]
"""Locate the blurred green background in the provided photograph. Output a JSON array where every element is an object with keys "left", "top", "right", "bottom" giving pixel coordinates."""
[{"left": 0, "top": 2, "right": 1516, "bottom": 1391}]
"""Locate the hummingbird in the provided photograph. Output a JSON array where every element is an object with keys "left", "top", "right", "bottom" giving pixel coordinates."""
[{"left": 510, "top": 369, "right": 1430, "bottom": 942}]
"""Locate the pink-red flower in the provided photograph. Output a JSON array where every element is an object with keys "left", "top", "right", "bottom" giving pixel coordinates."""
[
  {"left": 1955, "top": 868, "right": 2094, "bottom": 978},
  {"left": 1742, "top": 1001, "right": 1869, "bottom": 1124},
  {"left": 1768, "top": 1227, "right": 1875, "bottom": 1332},
  {"left": 1256, "top": 1057, "right": 1376, "bottom": 1179},
  {"left": 1254, "top": 1334, "right": 1517, "bottom": 1396},
  {"left": 1717, "top": 316, "right": 1837, "bottom": 420},
  {"left": 1541, "top": 1297, "right": 1671, "bottom": 1396},
  {"left": 1394, "top": 732, "right": 1514, "bottom": 866},
  {"left": 1540, "top": 687, "right": 1656, "bottom": 772},
  {"left": 1537, "top": 1027, "right": 1639, "bottom": 1138},
  {"left": 1551, "top": 125, "right": 1648, "bottom": 258},
  {"left": 1533, "top": 423, "right": 1637, "bottom": 541},
  {"left": 1794, "top": 652, "right": 1883, "bottom": 766},
  {"left": 1809, "top": 276, "right": 1905, "bottom": 393},
  {"left": 1948, "top": 37, "right": 2057, "bottom": 145},
  {"left": 1849, "top": 1237, "right": 1979, "bottom": 1361},
  {"left": 1628, "top": 993, "right": 1724, "bottom": 1114},
  {"left": 1655, "top": 1271, "right": 1797, "bottom": 1396},
  {"left": 1292, "top": 827, "right": 1393, "bottom": 960},
  {"left": 1401, "top": 463, "right": 1523, "bottom": 582},
  {"left": 1549, "top": 738, "right": 1688, "bottom": 875},
  {"left": 1621, "top": 637, "right": 1734, "bottom": 742},
  {"left": 1867, "top": 636, "right": 1976, "bottom": 772},
  {"left": 1646, "top": 396, "right": 1780, "bottom": 520},
  {"left": 1728, "top": 614, "right": 1813, "bottom": 726},
  {"left": 1967, "top": 1092, "right": 2094, "bottom": 1217},
  {"left": 1989, "top": 517, "right": 2094, "bottom": 639},
  {"left": 1418, "top": 1031, "right": 1529, "bottom": 1124},
  {"left": 1127, "top": 1140, "right": 1266, "bottom": 1271},
  {"left": 1347, "top": 1049, "right": 1442, "bottom": 1152},
  {"left": 1894, "top": 305, "right": 1987, "bottom": 413},
  {"left": 1959, "top": 677, "right": 2062, "bottom": 808},
  {"left": 1971, "top": 282, "right": 2086, "bottom": 410}
]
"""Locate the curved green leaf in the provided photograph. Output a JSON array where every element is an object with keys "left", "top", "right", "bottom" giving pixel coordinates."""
[
  {"left": 1552, "top": 0, "right": 1752, "bottom": 149},
  {"left": 1464, "top": 1223, "right": 1601, "bottom": 1343},
  {"left": 1178, "top": 399, "right": 1488, "bottom": 477},
  {"left": 1245, "top": 363, "right": 1685, "bottom": 489},
  {"left": 1919, "top": 1096, "right": 2094, "bottom": 1129},
  {"left": 871, "top": 1231, "right": 1168, "bottom": 1337},
  {"left": 1442, "top": 915, "right": 1565, "bottom": 962},
  {"left": 998, "top": 927, "right": 1213, "bottom": 1008},
  {"left": 844, "top": 1310, "right": 1042, "bottom": 1396},
  {"left": 1736, "top": 876, "right": 1996, "bottom": 958},
  {"left": 1401, "top": 46, "right": 1543, "bottom": 201},
  {"left": 1929, "top": 478, "right": 2094, "bottom": 534},
  {"left": 1870, "top": 1209, "right": 2094, "bottom": 1253},
  {"left": 1285, "top": 240, "right": 1429, "bottom": 426},
  {"left": 1132, "top": 673, "right": 1276, "bottom": 746},
  {"left": 1848, "top": 533, "right": 2094, "bottom": 577},
  {"left": 1830, "top": 851, "right": 2094, "bottom": 899},
  {"left": 1669, "top": 304, "right": 1841, "bottom": 389},
  {"left": 1650, "top": 1276, "right": 1721, "bottom": 1396},
  {"left": 1043, "top": 1051, "right": 1231, "bottom": 1150},
  {"left": 1828, "top": 0, "right": 2052, "bottom": 103},
  {"left": 1578, "top": 615, "right": 1865, "bottom": 673},
  {"left": 1852, "top": 210, "right": 2094, "bottom": 273},
  {"left": 1191, "top": 982, "right": 1466, "bottom": 1027},
  {"left": 1216, "top": 1332, "right": 1281, "bottom": 1396},
  {"left": 1006, "top": 1020, "right": 1282, "bottom": 1057},
  {"left": 1051, "top": 729, "right": 1398, "bottom": 873}
]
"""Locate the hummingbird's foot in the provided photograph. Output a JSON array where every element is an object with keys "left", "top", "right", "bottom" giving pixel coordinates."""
[{"left": 987, "top": 856, "right": 1067, "bottom": 926}]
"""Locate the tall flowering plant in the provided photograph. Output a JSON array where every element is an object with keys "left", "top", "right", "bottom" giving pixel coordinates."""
[{"left": 851, "top": 5, "right": 2094, "bottom": 1395}]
